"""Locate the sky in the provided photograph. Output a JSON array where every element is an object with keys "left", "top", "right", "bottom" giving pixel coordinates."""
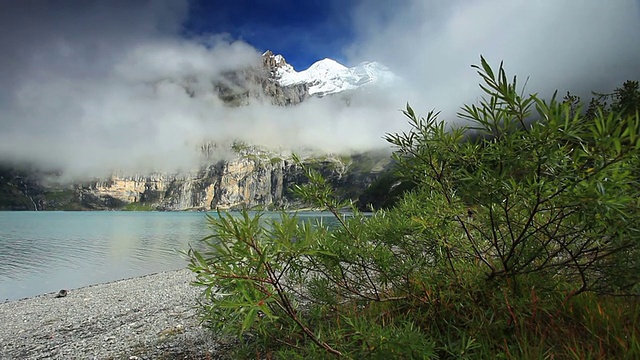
[
  {"left": 184, "top": 0, "right": 355, "bottom": 70},
  {"left": 1, "top": 0, "right": 640, "bottom": 178}
]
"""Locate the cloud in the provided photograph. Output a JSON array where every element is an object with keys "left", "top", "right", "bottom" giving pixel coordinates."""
[
  {"left": 2, "top": 0, "right": 639, "bottom": 178},
  {"left": 347, "top": 0, "right": 640, "bottom": 119},
  {"left": 0, "top": 1, "right": 275, "bottom": 177},
  {"left": 0, "top": 0, "right": 403, "bottom": 178}
]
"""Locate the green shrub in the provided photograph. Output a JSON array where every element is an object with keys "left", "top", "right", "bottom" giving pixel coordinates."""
[
  {"left": 189, "top": 58, "right": 640, "bottom": 358},
  {"left": 388, "top": 57, "right": 640, "bottom": 296},
  {"left": 122, "top": 202, "right": 155, "bottom": 211}
]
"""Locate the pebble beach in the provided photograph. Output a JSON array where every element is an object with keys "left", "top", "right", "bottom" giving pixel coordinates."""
[{"left": 0, "top": 269, "right": 232, "bottom": 359}]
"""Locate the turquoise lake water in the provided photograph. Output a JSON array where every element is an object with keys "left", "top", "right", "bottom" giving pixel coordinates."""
[{"left": 0, "top": 211, "right": 333, "bottom": 302}]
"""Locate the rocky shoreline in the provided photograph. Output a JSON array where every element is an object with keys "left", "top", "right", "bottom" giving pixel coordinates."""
[{"left": 0, "top": 269, "right": 233, "bottom": 359}]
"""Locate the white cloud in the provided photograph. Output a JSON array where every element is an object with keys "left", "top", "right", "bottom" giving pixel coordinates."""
[
  {"left": 1, "top": 0, "right": 639, "bottom": 178},
  {"left": 347, "top": 0, "right": 640, "bottom": 118},
  {"left": 0, "top": 1, "right": 399, "bottom": 177}
]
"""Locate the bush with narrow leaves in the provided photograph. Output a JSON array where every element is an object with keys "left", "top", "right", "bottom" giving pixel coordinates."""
[{"left": 189, "top": 58, "right": 640, "bottom": 359}]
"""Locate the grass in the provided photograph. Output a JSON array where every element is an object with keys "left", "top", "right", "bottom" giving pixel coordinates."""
[
  {"left": 43, "top": 189, "right": 75, "bottom": 201},
  {"left": 122, "top": 202, "right": 155, "bottom": 211},
  {"left": 428, "top": 289, "right": 640, "bottom": 359},
  {"left": 235, "top": 288, "right": 639, "bottom": 359},
  {"left": 270, "top": 157, "right": 283, "bottom": 165},
  {"left": 550, "top": 294, "right": 640, "bottom": 359}
]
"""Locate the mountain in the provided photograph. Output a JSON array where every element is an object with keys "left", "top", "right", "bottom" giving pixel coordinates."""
[
  {"left": 262, "top": 50, "right": 398, "bottom": 97},
  {"left": 174, "top": 51, "right": 397, "bottom": 107},
  {"left": 0, "top": 52, "right": 396, "bottom": 211}
]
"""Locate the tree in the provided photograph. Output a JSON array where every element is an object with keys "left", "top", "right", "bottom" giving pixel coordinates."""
[{"left": 586, "top": 80, "right": 640, "bottom": 121}]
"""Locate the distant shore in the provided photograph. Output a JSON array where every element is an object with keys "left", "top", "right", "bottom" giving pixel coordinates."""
[{"left": 0, "top": 269, "right": 233, "bottom": 359}]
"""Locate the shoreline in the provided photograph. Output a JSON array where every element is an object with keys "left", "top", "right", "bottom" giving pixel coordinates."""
[
  {"left": 0, "top": 269, "right": 232, "bottom": 359},
  {"left": 2, "top": 269, "right": 189, "bottom": 305}
]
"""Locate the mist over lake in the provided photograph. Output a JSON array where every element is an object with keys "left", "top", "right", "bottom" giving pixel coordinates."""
[{"left": 0, "top": 211, "right": 332, "bottom": 302}]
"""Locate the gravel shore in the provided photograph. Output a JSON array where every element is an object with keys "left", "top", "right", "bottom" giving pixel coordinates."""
[{"left": 0, "top": 269, "right": 233, "bottom": 359}]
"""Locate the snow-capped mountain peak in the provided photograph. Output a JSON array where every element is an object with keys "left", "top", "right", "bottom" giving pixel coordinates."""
[
  {"left": 263, "top": 51, "right": 398, "bottom": 97},
  {"left": 305, "top": 58, "right": 348, "bottom": 74}
]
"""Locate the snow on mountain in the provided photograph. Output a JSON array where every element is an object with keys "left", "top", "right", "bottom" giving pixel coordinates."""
[{"left": 263, "top": 51, "right": 398, "bottom": 97}]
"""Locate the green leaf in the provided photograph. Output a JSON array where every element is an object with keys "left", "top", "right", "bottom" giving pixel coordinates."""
[
  {"left": 480, "top": 56, "right": 495, "bottom": 80},
  {"left": 242, "top": 308, "right": 258, "bottom": 332},
  {"left": 405, "top": 103, "right": 416, "bottom": 118},
  {"left": 613, "top": 138, "right": 622, "bottom": 154}
]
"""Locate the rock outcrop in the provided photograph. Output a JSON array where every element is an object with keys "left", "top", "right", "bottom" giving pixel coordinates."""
[
  {"left": 71, "top": 153, "right": 389, "bottom": 211},
  {"left": 212, "top": 51, "right": 309, "bottom": 107},
  {"left": 0, "top": 167, "right": 42, "bottom": 211}
]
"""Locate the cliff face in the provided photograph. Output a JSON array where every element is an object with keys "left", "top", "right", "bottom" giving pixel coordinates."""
[
  {"left": 0, "top": 151, "right": 391, "bottom": 211},
  {"left": 213, "top": 51, "right": 309, "bottom": 107},
  {"left": 72, "top": 154, "right": 387, "bottom": 211},
  {"left": 260, "top": 50, "right": 310, "bottom": 106},
  {"left": 0, "top": 167, "right": 41, "bottom": 210}
]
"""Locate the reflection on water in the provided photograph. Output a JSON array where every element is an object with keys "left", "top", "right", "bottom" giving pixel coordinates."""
[{"left": 0, "top": 211, "right": 335, "bottom": 302}]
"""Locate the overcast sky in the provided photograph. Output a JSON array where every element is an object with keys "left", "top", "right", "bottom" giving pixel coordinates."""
[{"left": 1, "top": 0, "right": 639, "bottom": 177}]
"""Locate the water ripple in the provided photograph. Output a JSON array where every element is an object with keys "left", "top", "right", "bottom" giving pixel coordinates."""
[{"left": 0, "top": 211, "right": 330, "bottom": 301}]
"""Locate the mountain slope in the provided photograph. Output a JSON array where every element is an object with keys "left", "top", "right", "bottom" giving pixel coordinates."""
[
  {"left": 263, "top": 51, "right": 398, "bottom": 97},
  {"left": 0, "top": 51, "right": 397, "bottom": 211}
]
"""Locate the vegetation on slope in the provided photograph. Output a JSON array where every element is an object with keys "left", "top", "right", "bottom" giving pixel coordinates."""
[{"left": 189, "top": 58, "right": 640, "bottom": 359}]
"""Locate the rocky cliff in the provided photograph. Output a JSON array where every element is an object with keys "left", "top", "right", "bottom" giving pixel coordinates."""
[
  {"left": 0, "top": 152, "right": 390, "bottom": 211},
  {"left": 80, "top": 152, "right": 388, "bottom": 211},
  {"left": 0, "top": 167, "right": 42, "bottom": 210},
  {"left": 211, "top": 51, "right": 309, "bottom": 107}
]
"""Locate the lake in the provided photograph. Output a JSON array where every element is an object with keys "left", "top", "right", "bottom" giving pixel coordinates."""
[{"left": 0, "top": 211, "right": 334, "bottom": 302}]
